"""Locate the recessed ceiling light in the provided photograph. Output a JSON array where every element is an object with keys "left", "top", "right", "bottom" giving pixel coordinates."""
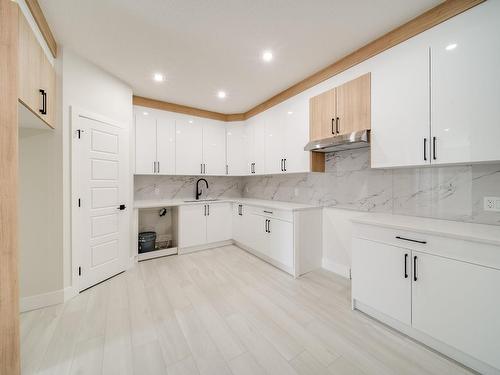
[
  {"left": 262, "top": 50, "right": 273, "bottom": 62},
  {"left": 153, "top": 73, "right": 165, "bottom": 82},
  {"left": 445, "top": 43, "right": 457, "bottom": 51},
  {"left": 143, "top": 111, "right": 149, "bottom": 116},
  {"left": 217, "top": 91, "right": 227, "bottom": 99},
  {"left": 188, "top": 120, "right": 193, "bottom": 124},
  {"left": 287, "top": 111, "right": 293, "bottom": 115}
]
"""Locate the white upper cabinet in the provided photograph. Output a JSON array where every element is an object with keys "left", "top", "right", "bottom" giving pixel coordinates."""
[
  {"left": 135, "top": 113, "right": 157, "bottom": 174},
  {"left": 265, "top": 107, "right": 285, "bottom": 174},
  {"left": 430, "top": 1, "right": 500, "bottom": 165},
  {"left": 156, "top": 116, "right": 176, "bottom": 175},
  {"left": 175, "top": 118, "right": 203, "bottom": 175},
  {"left": 371, "top": 38, "right": 430, "bottom": 168},
  {"left": 202, "top": 121, "right": 226, "bottom": 175},
  {"left": 283, "top": 97, "right": 310, "bottom": 173},
  {"left": 246, "top": 114, "right": 266, "bottom": 175},
  {"left": 226, "top": 122, "right": 248, "bottom": 175}
]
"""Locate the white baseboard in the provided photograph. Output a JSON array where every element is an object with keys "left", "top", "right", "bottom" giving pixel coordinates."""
[
  {"left": 322, "top": 258, "right": 351, "bottom": 279},
  {"left": 20, "top": 289, "right": 65, "bottom": 312}
]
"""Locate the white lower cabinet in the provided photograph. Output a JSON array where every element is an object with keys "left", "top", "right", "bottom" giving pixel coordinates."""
[
  {"left": 178, "top": 202, "right": 231, "bottom": 249},
  {"left": 352, "top": 223, "right": 500, "bottom": 374},
  {"left": 352, "top": 238, "right": 411, "bottom": 325},
  {"left": 267, "top": 218, "right": 293, "bottom": 268}
]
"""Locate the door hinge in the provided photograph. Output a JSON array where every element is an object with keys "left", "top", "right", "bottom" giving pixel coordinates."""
[
  {"left": 78, "top": 198, "right": 81, "bottom": 207},
  {"left": 78, "top": 266, "right": 82, "bottom": 276}
]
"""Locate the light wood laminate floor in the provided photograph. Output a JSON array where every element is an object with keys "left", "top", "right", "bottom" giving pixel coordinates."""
[{"left": 21, "top": 245, "right": 474, "bottom": 375}]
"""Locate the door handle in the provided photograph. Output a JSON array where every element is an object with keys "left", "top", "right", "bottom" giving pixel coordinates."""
[
  {"left": 396, "top": 236, "right": 427, "bottom": 244},
  {"left": 432, "top": 136, "right": 437, "bottom": 160},
  {"left": 331, "top": 118, "right": 335, "bottom": 134},
  {"left": 404, "top": 253, "right": 408, "bottom": 279},
  {"left": 207, "top": 204, "right": 210, "bottom": 216},
  {"left": 201, "top": 164, "right": 203, "bottom": 174},
  {"left": 267, "top": 219, "right": 271, "bottom": 233},
  {"left": 204, "top": 204, "right": 207, "bottom": 216},
  {"left": 157, "top": 161, "right": 160, "bottom": 174},
  {"left": 336, "top": 117, "right": 340, "bottom": 134},
  {"left": 153, "top": 161, "right": 156, "bottom": 173},
  {"left": 423, "top": 138, "right": 427, "bottom": 161},
  {"left": 264, "top": 219, "right": 268, "bottom": 233},
  {"left": 413, "top": 256, "right": 418, "bottom": 282},
  {"left": 117, "top": 204, "right": 126, "bottom": 210},
  {"left": 280, "top": 159, "right": 283, "bottom": 172},
  {"left": 283, "top": 158, "right": 287, "bottom": 172},
  {"left": 39, "top": 89, "right": 47, "bottom": 115}
]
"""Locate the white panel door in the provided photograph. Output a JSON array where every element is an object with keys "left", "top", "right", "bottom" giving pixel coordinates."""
[
  {"left": 264, "top": 107, "right": 285, "bottom": 174},
  {"left": 178, "top": 204, "right": 206, "bottom": 248},
  {"left": 226, "top": 122, "right": 248, "bottom": 175},
  {"left": 371, "top": 37, "right": 430, "bottom": 168},
  {"left": 135, "top": 113, "right": 157, "bottom": 174},
  {"left": 206, "top": 202, "right": 232, "bottom": 243},
  {"left": 203, "top": 121, "right": 226, "bottom": 175},
  {"left": 412, "top": 251, "right": 500, "bottom": 369},
  {"left": 156, "top": 116, "right": 175, "bottom": 174},
  {"left": 430, "top": 1, "right": 500, "bottom": 165},
  {"left": 352, "top": 238, "right": 411, "bottom": 325},
  {"left": 282, "top": 97, "right": 310, "bottom": 173},
  {"left": 176, "top": 118, "right": 203, "bottom": 175},
  {"left": 268, "top": 218, "right": 293, "bottom": 268},
  {"left": 74, "top": 114, "right": 129, "bottom": 292}
]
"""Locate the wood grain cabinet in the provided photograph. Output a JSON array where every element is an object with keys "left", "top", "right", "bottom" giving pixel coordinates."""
[
  {"left": 18, "top": 12, "right": 56, "bottom": 128},
  {"left": 309, "top": 73, "right": 371, "bottom": 142}
]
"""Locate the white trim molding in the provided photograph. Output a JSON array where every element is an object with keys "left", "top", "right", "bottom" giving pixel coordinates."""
[
  {"left": 20, "top": 289, "right": 64, "bottom": 312},
  {"left": 322, "top": 258, "right": 351, "bottom": 279}
]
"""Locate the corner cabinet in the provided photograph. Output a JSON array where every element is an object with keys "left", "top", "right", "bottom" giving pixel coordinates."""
[
  {"left": 18, "top": 11, "right": 56, "bottom": 128},
  {"left": 371, "top": 1, "right": 500, "bottom": 168},
  {"left": 352, "top": 220, "right": 500, "bottom": 374}
]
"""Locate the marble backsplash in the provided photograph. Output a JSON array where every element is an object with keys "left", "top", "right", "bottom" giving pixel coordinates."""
[
  {"left": 242, "top": 149, "right": 500, "bottom": 226},
  {"left": 134, "top": 149, "right": 500, "bottom": 226}
]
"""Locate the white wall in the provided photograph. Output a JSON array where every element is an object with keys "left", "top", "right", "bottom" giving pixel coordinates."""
[{"left": 61, "top": 48, "right": 133, "bottom": 292}]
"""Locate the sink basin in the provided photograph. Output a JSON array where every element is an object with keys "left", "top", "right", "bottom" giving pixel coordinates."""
[{"left": 183, "top": 199, "right": 220, "bottom": 203}]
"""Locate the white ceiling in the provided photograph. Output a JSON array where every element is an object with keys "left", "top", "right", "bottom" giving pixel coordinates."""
[{"left": 40, "top": 0, "right": 440, "bottom": 113}]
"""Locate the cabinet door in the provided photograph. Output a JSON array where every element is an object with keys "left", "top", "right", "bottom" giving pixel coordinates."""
[
  {"left": 283, "top": 97, "right": 310, "bottom": 173},
  {"left": 412, "top": 251, "right": 500, "bottom": 369},
  {"left": 371, "top": 39, "right": 430, "bottom": 168},
  {"left": 202, "top": 121, "right": 226, "bottom": 175},
  {"left": 309, "top": 88, "right": 336, "bottom": 141},
  {"left": 18, "top": 12, "right": 42, "bottom": 115},
  {"left": 39, "top": 54, "right": 56, "bottom": 127},
  {"left": 264, "top": 108, "right": 285, "bottom": 174},
  {"left": 246, "top": 213, "right": 267, "bottom": 255},
  {"left": 178, "top": 205, "right": 207, "bottom": 248},
  {"left": 206, "top": 203, "right": 232, "bottom": 243},
  {"left": 176, "top": 118, "right": 203, "bottom": 175},
  {"left": 336, "top": 73, "right": 371, "bottom": 135},
  {"left": 246, "top": 115, "right": 266, "bottom": 175},
  {"left": 430, "top": 1, "right": 500, "bottom": 165},
  {"left": 156, "top": 117, "right": 175, "bottom": 175},
  {"left": 135, "top": 114, "right": 157, "bottom": 174},
  {"left": 352, "top": 238, "right": 411, "bottom": 325},
  {"left": 226, "top": 122, "right": 248, "bottom": 175},
  {"left": 267, "top": 218, "right": 293, "bottom": 268},
  {"left": 232, "top": 204, "right": 244, "bottom": 243}
]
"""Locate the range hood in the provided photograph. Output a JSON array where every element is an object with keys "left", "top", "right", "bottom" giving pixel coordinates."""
[{"left": 304, "top": 130, "right": 370, "bottom": 153}]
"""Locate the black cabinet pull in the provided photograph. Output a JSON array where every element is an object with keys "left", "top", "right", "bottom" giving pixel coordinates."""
[
  {"left": 432, "top": 136, "right": 437, "bottom": 160},
  {"left": 204, "top": 205, "right": 207, "bottom": 216},
  {"left": 268, "top": 219, "right": 271, "bottom": 233},
  {"left": 264, "top": 219, "right": 268, "bottom": 233},
  {"left": 413, "top": 255, "right": 418, "bottom": 281},
  {"left": 238, "top": 204, "right": 242, "bottom": 216},
  {"left": 336, "top": 117, "right": 340, "bottom": 134},
  {"left": 157, "top": 161, "right": 160, "bottom": 174},
  {"left": 263, "top": 210, "right": 273, "bottom": 214},
  {"left": 280, "top": 159, "right": 284, "bottom": 172},
  {"left": 283, "top": 159, "right": 287, "bottom": 172},
  {"left": 39, "top": 89, "right": 47, "bottom": 115},
  {"left": 331, "top": 118, "right": 335, "bottom": 134},
  {"left": 404, "top": 253, "right": 408, "bottom": 279},
  {"left": 117, "top": 204, "right": 126, "bottom": 210},
  {"left": 396, "top": 236, "right": 427, "bottom": 244},
  {"left": 207, "top": 204, "right": 210, "bottom": 216},
  {"left": 201, "top": 164, "right": 203, "bottom": 174},
  {"left": 423, "top": 138, "right": 427, "bottom": 161}
]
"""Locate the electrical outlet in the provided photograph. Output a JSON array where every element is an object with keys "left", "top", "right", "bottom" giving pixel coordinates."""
[{"left": 484, "top": 197, "right": 500, "bottom": 212}]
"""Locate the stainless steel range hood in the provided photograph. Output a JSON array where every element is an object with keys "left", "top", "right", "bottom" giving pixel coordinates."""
[{"left": 304, "top": 130, "right": 370, "bottom": 153}]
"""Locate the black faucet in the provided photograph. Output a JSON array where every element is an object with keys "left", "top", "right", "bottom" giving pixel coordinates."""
[{"left": 196, "top": 178, "right": 209, "bottom": 200}]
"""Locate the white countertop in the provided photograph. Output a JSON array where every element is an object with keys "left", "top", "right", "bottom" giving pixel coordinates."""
[
  {"left": 134, "top": 197, "right": 318, "bottom": 211},
  {"left": 352, "top": 213, "right": 500, "bottom": 246}
]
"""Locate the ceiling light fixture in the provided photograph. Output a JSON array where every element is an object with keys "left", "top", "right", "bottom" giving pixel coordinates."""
[
  {"left": 217, "top": 90, "right": 227, "bottom": 99},
  {"left": 445, "top": 43, "right": 457, "bottom": 51},
  {"left": 287, "top": 111, "right": 293, "bottom": 115},
  {"left": 143, "top": 111, "right": 149, "bottom": 116},
  {"left": 262, "top": 50, "right": 273, "bottom": 62},
  {"left": 153, "top": 73, "right": 165, "bottom": 82}
]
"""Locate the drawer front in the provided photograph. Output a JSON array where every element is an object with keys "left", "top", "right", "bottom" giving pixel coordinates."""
[
  {"left": 246, "top": 205, "right": 293, "bottom": 222},
  {"left": 353, "top": 223, "right": 500, "bottom": 270}
]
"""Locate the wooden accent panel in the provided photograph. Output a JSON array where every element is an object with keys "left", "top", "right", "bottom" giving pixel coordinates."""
[
  {"left": 310, "top": 152, "right": 325, "bottom": 173},
  {"left": 0, "top": 0, "right": 20, "bottom": 373},
  {"left": 24, "top": 0, "right": 57, "bottom": 58},
  {"left": 309, "top": 88, "right": 336, "bottom": 141},
  {"left": 133, "top": 95, "right": 240, "bottom": 122},
  {"left": 336, "top": 73, "right": 371, "bottom": 135},
  {"left": 244, "top": 0, "right": 484, "bottom": 119}
]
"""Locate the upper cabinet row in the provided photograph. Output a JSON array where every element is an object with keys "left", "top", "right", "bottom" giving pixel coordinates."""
[
  {"left": 309, "top": 73, "right": 371, "bottom": 141},
  {"left": 371, "top": 1, "right": 500, "bottom": 168},
  {"left": 135, "top": 97, "right": 310, "bottom": 176},
  {"left": 18, "top": 11, "right": 56, "bottom": 129}
]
